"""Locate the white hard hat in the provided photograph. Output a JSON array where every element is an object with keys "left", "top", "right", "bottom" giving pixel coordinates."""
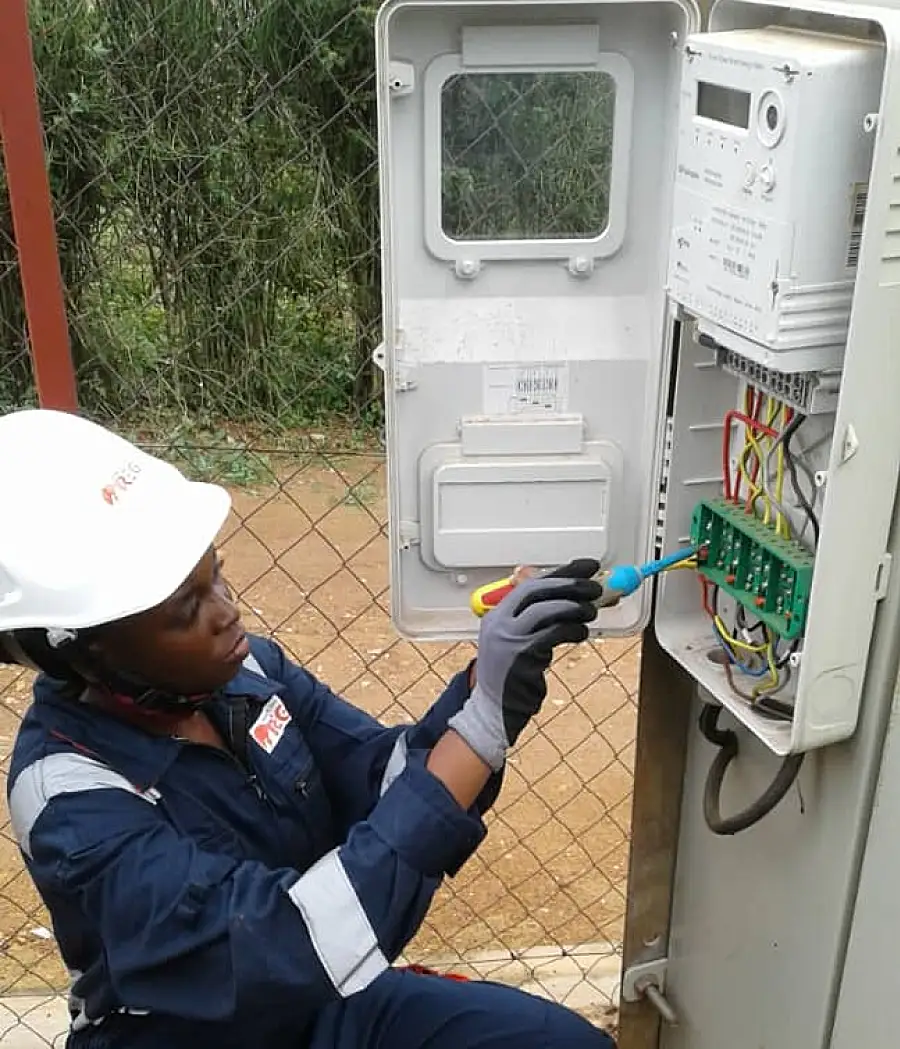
[{"left": 0, "top": 409, "right": 231, "bottom": 632}]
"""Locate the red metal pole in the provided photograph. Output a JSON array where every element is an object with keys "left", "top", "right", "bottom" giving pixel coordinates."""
[{"left": 0, "top": 0, "right": 78, "bottom": 412}]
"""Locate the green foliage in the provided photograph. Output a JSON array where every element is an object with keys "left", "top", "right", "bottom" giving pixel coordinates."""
[
  {"left": 157, "top": 421, "right": 273, "bottom": 487},
  {"left": 0, "top": 1, "right": 613, "bottom": 432}
]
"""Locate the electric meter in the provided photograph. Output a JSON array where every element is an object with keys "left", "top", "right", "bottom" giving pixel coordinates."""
[{"left": 668, "top": 26, "right": 883, "bottom": 373}]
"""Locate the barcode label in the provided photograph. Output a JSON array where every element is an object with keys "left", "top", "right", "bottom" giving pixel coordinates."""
[
  {"left": 723, "top": 257, "right": 750, "bottom": 280},
  {"left": 483, "top": 363, "right": 569, "bottom": 416},
  {"left": 847, "top": 184, "right": 868, "bottom": 269}
]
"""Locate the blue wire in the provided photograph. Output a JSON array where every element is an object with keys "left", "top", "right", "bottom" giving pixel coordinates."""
[{"left": 712, "top": 624, "right": 771, "bottom": 678}]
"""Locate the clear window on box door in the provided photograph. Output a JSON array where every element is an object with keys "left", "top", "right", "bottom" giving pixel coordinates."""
[{"left": 440, "top": 71, "right": 617, "bottom": 242}]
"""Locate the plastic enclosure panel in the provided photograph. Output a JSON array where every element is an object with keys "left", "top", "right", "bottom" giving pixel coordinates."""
[
  {"left": 655, "top": 0, "right": 900, "bottom": 756},
  {"left": 377, "top": 0, "right": 700, "bottom": 640},
  {"left": 419, "top": 436, "right": 623, "bottom": 570}
]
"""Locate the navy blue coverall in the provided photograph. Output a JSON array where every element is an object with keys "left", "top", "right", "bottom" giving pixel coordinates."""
[{"left": 8, "top": 635, "right": 614, "bottom": 1049}]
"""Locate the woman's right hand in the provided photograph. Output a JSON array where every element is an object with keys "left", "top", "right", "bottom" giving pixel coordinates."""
[{"left": 447, "top": 559, "right": 603, "bottom": 771}]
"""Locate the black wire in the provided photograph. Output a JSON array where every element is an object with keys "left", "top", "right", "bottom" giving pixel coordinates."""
[
  {"left": 782, "top": 413, "right": 820, "bottom": 547},
  {"left": 755, "top": 695, "right": 795, "bottom": 721},
  {"left": 735, "top": 605, "right": 767, "bottom": 638},
  {"left": 698, "top": 704, "right": 804, "bottom": 835},
  {"left": 776, "top": 638, "right": 801, "bottom": 670}
]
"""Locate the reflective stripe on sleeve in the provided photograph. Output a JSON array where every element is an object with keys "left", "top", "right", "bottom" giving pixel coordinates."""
[
  {"left": 288, "top": 848, "right": 388, "bottom": 997},
  {"left": 379, "top": 733, "right": 408, "bottom": 798},
  {"left": 8, "top": 753, "right": 158, "bottom": 859}
]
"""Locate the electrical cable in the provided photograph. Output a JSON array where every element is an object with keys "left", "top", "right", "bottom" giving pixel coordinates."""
[
  {"left": 753, "top": 411, "right": 820, "bottom": 547},
  {"left": 693, "top": 392, "right": 817, "bottom": 835},
  {"left": 756, "top": 428, "right": 796, "bottom": 537},
  {"left": 722, "top": 410, "right": 779, "bottom": 503},
  {"left": 741, "top": 387, "right": 765, "bottom": 503},
  {"left": 782, "top": 414, "right": 821, "bottom": 547},
  {"left": 721, "top": 660, "right": 794, "bottom": 721},
  {"left": 698, "top": 703, "right": 804, "bottom": 835},
  {"left": 735, "top": 604, "right": 767, "bottom": 638},
  {"left": 776, "top": 639, "right": 800, "bottom": 670}
]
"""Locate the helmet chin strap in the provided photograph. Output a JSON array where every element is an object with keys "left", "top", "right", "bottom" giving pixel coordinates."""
[
  {"left": 89, "top": 685, "right": 211, "bottom": 735},
  {"left": 81, "top": 658, "right": 216, "bottom": 736},
  {"left": 79, "top": 653, "right": 213, "bottom": 716},
  {"left": 12, "top": 628, "right": 213, "bottom": 720}
]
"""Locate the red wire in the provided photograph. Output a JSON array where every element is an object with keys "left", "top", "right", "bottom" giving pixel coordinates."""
[
  {"left": 733, "top": 389, "right": 761, "bottom": 503},
  {"left": 742, "top": 400, "right": 793, "bottom": 512},
  {"left": 738, "top": 392, "right": 759, "bottom": 509},
  {"left": 699, "top": 576, "right": 715, "bottom": 618},
  {"left": 722, "top": 410, "right": 779, "bottom": 503}
]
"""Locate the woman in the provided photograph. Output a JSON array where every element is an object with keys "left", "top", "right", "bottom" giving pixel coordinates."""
[{"left": 1, "top": 408, "right": 616, "bottom": 1049}]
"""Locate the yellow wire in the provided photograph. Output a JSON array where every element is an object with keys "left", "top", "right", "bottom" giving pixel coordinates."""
[
  {"left": 737, "top": 391, "right": 778, "bottom": 519},
  {"left": 764, "top": 398, "right": 793, "bottom": 539},
  {"left": 751, "top": 633, "right": 781, "bottom": 698},
  {"left": 715, "top": 617, "right": 782, "bottom": 700},
  {"left": 713, "top": 616, "right": 768, "bottom": 655},
  {"left": 741, "top": 397, "right": 792, "bottom": 538},
  {"left": 765, "top": 397, "right": 781, "bottom": 532},
  {"left": 738, "top": 427, "right": 771, "bottom": 522},
  {"left": 664, "top": 560, "right": 697, "bottom": 572}
]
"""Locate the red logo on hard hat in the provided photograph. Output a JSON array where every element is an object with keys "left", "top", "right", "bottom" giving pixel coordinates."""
[{"left": 102, "top": 462, "right": 142, "bottom": 505}]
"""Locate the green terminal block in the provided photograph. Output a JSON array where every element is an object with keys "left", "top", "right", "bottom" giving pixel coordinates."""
[{"left": 690, "top": 497, "right": 815, "bottom": 640}]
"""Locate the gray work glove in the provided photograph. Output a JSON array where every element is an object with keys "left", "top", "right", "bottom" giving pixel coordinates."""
[{"left": 448, "top": 559, "right": 603, "bottom": 771}]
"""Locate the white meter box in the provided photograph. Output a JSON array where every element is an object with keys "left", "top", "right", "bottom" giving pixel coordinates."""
[{"left": 376, "top": 0, "right": 900, "bottom": 756}]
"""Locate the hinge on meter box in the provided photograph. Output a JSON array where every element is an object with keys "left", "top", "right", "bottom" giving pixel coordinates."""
[
  {"left": 372, "top": 340, "right": 418, "bottom": 393},
  {"left": 622, "top": 958, "right": 677, "bottom": 1027}
]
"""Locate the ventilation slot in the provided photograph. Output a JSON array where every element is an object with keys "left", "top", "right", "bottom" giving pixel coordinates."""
[{"left": 879, "top": 147, "right": 900, "bottom": 288}]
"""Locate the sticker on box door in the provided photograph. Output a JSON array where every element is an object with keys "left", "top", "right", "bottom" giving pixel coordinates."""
[{"left": 483, "top": 363, "right": 569, "bottom": 416}]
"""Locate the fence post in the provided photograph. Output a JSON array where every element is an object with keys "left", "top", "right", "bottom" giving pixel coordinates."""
[
  {"left": 617, "top": 624, "right": 694, "bottom": 1049},
  {"left": 0, "top": 0, "right": 78, "bottom": 412}
]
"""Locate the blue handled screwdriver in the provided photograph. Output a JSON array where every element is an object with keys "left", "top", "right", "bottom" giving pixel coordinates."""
[{"left": 470, "top": 546, "right": 698, "bottom": 617}]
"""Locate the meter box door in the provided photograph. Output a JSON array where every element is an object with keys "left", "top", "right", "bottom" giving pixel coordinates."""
[{"left": 376, "top": 0, "right": 701, "bottom": 641}]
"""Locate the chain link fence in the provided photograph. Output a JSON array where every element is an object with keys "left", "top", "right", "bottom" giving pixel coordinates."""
[{"left": 0, "top": 1, "right": 639, "bottom": 1042}]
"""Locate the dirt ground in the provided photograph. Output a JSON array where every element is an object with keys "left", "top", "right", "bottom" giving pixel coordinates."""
[{"left": 0, "top": 454, "right": 639, "bottom": 993}]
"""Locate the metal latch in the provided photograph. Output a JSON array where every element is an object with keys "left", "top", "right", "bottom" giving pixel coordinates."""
[{"left": 622, "top": 959, "right": 678, "bottom": 1026}]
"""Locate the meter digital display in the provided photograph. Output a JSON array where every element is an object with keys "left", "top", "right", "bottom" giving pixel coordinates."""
[{"left": 696, "top": 81, "right": 751, "bottom": 129}]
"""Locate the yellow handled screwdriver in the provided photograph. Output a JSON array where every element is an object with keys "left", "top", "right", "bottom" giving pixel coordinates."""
[{"left": 470, "top": 547, "right": 698, "bottom": 618}]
